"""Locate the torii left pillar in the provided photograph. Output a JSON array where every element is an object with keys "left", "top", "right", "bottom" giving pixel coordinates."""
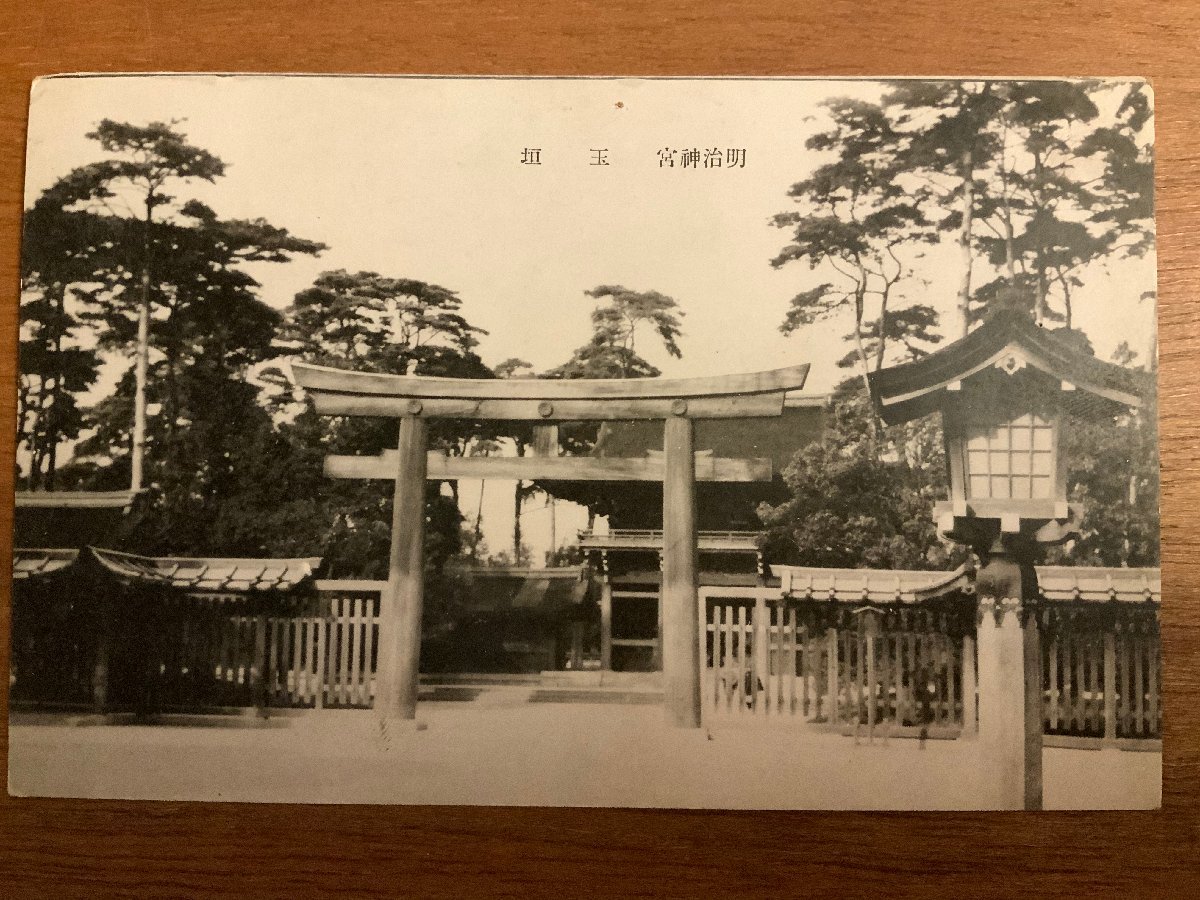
[{"left": 377, "top": 414, "right": 428, "bottom": 724}]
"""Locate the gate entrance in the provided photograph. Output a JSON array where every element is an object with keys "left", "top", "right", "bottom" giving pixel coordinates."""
[{"left": 292, "top": 362, "right": 810, "bottom": 728}]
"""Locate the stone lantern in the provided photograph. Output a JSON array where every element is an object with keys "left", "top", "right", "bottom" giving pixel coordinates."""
[{"left": 869, "top": 308, "right": 1145, "bottom": 809}]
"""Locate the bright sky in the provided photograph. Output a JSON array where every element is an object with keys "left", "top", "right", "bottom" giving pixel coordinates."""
[{"left": 22, "top": 76, "right": 1157, "bottom": 563}]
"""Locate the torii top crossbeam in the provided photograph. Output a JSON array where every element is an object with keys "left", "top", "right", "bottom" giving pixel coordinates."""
[{"left": 291, "top": 362, "right": 811, "bottom": 420}]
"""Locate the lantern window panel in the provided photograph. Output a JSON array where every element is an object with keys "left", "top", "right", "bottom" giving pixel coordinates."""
[
  {"left": 1031, "top": 451, "right": 1053, "bottom": 476},
  {"left": 960, "top": 410, "right": 1059, "bottom": 502},
  {"left": 1031, "top": 475, "right": 1053, "bottom": 499}
]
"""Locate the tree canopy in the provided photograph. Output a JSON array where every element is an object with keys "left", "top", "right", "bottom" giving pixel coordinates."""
[{"left": 17, "top": 98, "right": 1158, "bottom": 584}]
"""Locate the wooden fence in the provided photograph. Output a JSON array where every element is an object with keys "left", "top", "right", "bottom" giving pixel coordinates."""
[
  {"left": 701, "top": 586, "right": 1162, "bottom": 745},
  {"left": 9, "top": 580, "right": 385, "bottom": 713},
  {"left": 12, "top": 577, "right": 1163, "bottom": 744},
  {"left": 200, "top": 583, "right": 383, "bottom": 710},
  {"left": 249, "top": 588, "right": 382, "bottom": 709},
  {"left": 1041, "top": 603, "right": 1161, "bottom": 744},
  {"left": 701, "top": 588, "right": 973, "bottom": 737}
]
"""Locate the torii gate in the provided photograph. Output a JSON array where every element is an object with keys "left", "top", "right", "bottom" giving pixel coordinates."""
[{"left": 292, "top": 361, "right": 810, "bottom": 728}]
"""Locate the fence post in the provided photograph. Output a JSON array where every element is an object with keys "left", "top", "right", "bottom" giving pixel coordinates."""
[
  {"left": 1104, "top": 629, "right": 1118, "bottom": 745},
  {"left": 91, "top": 595, "right": 112, "bottom": 714},
  {"left": 753, "top": 593, "right": 768, "bottom": 714},
  {"left": 599, "top": 579, "right": 613, "bottom": 671},
  {"left": 314, "top": 600, "right": 326, "bottom": 710},
  {"left": 825, "top": 626, "right": 839, "bottom": 726},
  {"left": 253, "top": 609, "right": 269, "bottom": 716},
  {"left": 961, "top": 634, "right": 977, "bottom": 735}
]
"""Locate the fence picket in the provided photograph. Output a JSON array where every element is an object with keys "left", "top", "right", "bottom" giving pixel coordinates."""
[
  {"left": 1134, "top": 626, "right": 1145, "bottom": 737},
  {"left": 347, "top": 597, "right": 358, "bottom": 706},
  {"left": 893, "top": 632, "right": 904, "bottom": 727},
  {"left": 338, "top": 597, "right": 352, "bottom": 706},
  {"left": 792, "top": 612, "right": 802, "bottom": 717},
  {"left": 1148, "top": 636, "right": 1160, "bottom": 735},
  {"left": 1087, "top": 634, "right": 1098, "bottom": 734},
  {"left": 1123, "top": 628, "right": 1134, "bottom": 737},
  {"left": 1049, "top": 634, "right": 1060, "bottom": 730},
  {"left": 712, "top": 603, "right": 722, "bottom": 714},
  {"left": 359, "top": 596, "right": 371, "bottom": 706},
  {"left": 314, "top": 615, "right": 326, "bottom": 709}
]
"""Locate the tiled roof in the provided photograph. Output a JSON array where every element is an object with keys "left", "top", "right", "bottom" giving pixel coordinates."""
[
  {"left": 454, "top": 566, "right": 590, "bottom": 612},
  {"left": 1036, "top": 566, "right": 1160, "bottom": 603},
  {"left": 774, "top": 566, "right": 970, "bottom": 603},
  {"left": 775, "top": 564, "right": 1161, "bottom": 605},
  {"left": 89, "top": 547, "right": 321, "bottom": 592},
  {"left": 12, "top": 548, "right": 80, "bottom": 580}
]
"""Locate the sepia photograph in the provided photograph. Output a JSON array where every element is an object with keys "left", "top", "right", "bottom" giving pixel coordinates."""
[{"left": 7, "top": 74, "right": 1159, "bottom": 809}]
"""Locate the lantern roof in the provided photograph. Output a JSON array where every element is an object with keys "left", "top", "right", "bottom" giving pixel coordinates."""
[{"left": 868, "top": 309, "right": 1146, "bottom": 425}]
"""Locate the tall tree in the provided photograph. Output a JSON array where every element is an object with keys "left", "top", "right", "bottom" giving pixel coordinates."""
[
  {"left": 17, "top": 203, "right": 109, "bottom": 489},
  {"left": 975, "top": 82, "right": 1102, "bottom": 327},
  {"left": 772, "top": 98, "right": 935, "bottom": 402},
  {"left": 759, "top": 380, "right": 960, "bottom": 571},
  {"left": 60, "top": 207, "right": 324, "bottom": 553},
  {"left": 285, "top": 269, "right": 486, "bottom": 375},
  {"left": 58, "top": 203, "right": 324, "bottom": 486},
  {"left": 542, "top": 285, "right": 687, "bottom": 528},
  {"left": 1078, "top": 81, "right": 1155, "bottom": 259},
  {"left": 548, "top": 284, "right": 683, "bottom": 379},
  {"left": 274, "top": 269, "right": 493, "bottom": 577},
  {"left": 887, "top": 80, "right": 1132, "bottom": 331},
  {"left": 884, "top": 81, "right": 1003, "bottom": 337},
  {"left": 46, "top": 120, "right": 228, "bottom": 490}
]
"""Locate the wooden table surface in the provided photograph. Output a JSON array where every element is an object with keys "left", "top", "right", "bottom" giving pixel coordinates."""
[{"left": 1, "top": 2, "right": 1197, "bottom": 896}]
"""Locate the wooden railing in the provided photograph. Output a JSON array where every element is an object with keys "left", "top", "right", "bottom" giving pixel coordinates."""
[
  {"left": 260, "top": 587, "right": 383, "bottom": 709},
  {"left": 579, "top": 529, "right": 761, "bottom": 552},
  {"left": 701, "top": 587, "right": 972, "bottom": 737},
  {"left": 700, "top": 585, "right": 1162, "bottom": 746},
  {"left": 9, "top": 581, "right": 386, "bottom": 713},
  {"left": 1041, "top": 603, "right": 1161, "bottom": 745},
  {"left": 11, "top": 577, "right": 1163, "bottom": 746}
]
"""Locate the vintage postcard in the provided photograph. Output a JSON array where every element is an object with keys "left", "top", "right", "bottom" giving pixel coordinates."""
[{"left": 8, "top": 75, "right": 1159, "bottom": 808}]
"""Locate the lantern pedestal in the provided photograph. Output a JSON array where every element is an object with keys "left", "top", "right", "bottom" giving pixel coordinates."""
[{"left": 973, "top": 534, "right": 1043, "bottom": 811}]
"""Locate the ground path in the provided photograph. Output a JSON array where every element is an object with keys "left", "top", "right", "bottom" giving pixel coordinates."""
[{"left": 8, "top": 692, "right": 1160, "bottom": 809}]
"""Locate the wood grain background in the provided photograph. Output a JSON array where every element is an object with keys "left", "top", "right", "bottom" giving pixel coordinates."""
[{"left": 1, "top": 2, "right": 1197, "bottom": 896}]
